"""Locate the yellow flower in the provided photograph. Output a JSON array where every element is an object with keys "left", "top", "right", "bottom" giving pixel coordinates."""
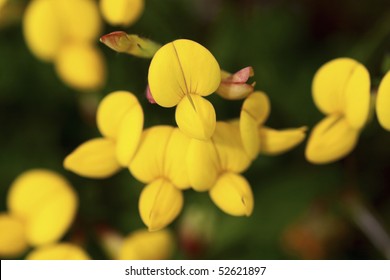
[
  {"left": 64, "top": 91, "right": 144, "bottom": 178},
  {"left": 119, "top": 229, "right": 174, "bottom": 260},
  {"left": 187, "top": 122, "right": 254, "bottom": 216},
  {"left": 23, "top": 0, "right": 105, "bottom": 90},
  {"left": 306, "top": 58, "right": 370, "bottom": 164},
  {"left": 7, "top": 169, "right": 78, "bottom": 247},
  {"left": 23, "top": 0, "right": 101, "bottom": 62},
  {"left": 55, "top": 42, "right": 105, "bottom": 91},
  {"left": 239, "top": 91, "right": 306, "bottom": 160},
  {"left": 129, "top": 126, "right": 191, "bottom": 231},
  {"left": 0, "top": 213, "right": 28, "bottom": 258},
  {"left": 100, "top": 0, "right": 144, "bottom": 27},
  {"left": 376, "top": 71, "right": 390, "bottom": 131},
  {"left": 26, "top": 243, "right": 90, "bottom": 260},
  {"left": 148, "top": 39, "right": 221, "bottom": 140}
]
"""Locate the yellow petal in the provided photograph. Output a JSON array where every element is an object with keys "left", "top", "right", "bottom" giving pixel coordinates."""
[
  {"left": 209, "top": 172, "right": 254, "bottom": 216},
  {"left": 7, "top": 169, "right": 77, "bottom": 246},
  {"left": 56, "top": 0, "right": 101, "bottom": 43},
  {"left": 164, "top": 128, "right": 191, "bottom": 189},
  {"left": 64, "top": 138, "right": 121, "bottom": 178},
  {"left": 305, "top": 115, "right": 359, "bottom": 164},
  {"left": 175, "top": 94, "right": 216, "bottom": 140},
  {"left": 0, "top": 213, "right": 28, "bottom": 258},
  {"left": 139, "top": 179, "right": 183, "bottom": 231},
  {"left": 26, "top": 243, "right": 90, "bottom": 260},
  {"left": 116, "top": 106, "right": 144, "bottom": 166},
  {"left": 240, "top": 92, "right": 270, "bottom": 159},
  {"left": 242, "top": 91, "right": 270, "bottom": 124},
  {"left": 97, "top": 90, "right": 142, "bottom": 139},
  {"left": 376, "top": 71, "right": 390, "bottom": 131},
  {"left": 259, "top": 126, "right": 307, "bottom": 155},
  {"left": 23, "top": 0, "right": 63, "bottom": 61},
  {"left": 186, "top": 139, "right": 219, "bottom": 192},
  {"left": 148, "top": 39, "right": 220, "bottom": 107},
  {"left": 312, "top": 58, "right": 360, "bottom": 115},
  {"left": 55, "top": 42, "right": 105, "bottom": 91},
  {"left": 344, "top": 63, "right": 370, "bottom": 129},
  {"left": 129, "top": 126, "right": 174, "bottom": 183},
  {"left": 214, "top": 122, "right": 251, "bottom": 173},
  {"left": 100, "top": 0, "right": 144, "bottom": 27},
  {"left": 118, "top": 229, "right": 174, "bottom": 260}
]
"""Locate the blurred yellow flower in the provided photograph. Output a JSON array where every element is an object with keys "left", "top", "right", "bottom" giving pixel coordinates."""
[
  {"left": 7, "top": 169, "right": 78, "bottom": 247},
  {"left": 148, "top": 39, "right": 221, "bottom": 140},
  {"left": 26, "top": 243, "right": 90, "bottom": 260},
  {"left": 0, "top": 169, "right": 78, "bottom": 258},
  {"left": 305, "top": 58, "right": 370, "bottom": 164},
  {"left": 23, "top": 0, "right": 101, "bottom": 62},
  {"left": 100, "top": 0, "right": 144, "bottom": 27},
  {"left": 376, "top": 71, "right": 390, "bottom": 131},
  {"left": 23, "top": 0, "right": 105, "bottom": 90},
  {"left": 0, "top": 213, "right": 28, "bottom": 257},
  {"left": 55, "top": 42, "right": 105, "bottom": 91},
  {"left": 119, "top": 229, "right": 174, "bottom": 260},
  {"left": 64, "top": 91, "right": 144, "bottom": 178}
]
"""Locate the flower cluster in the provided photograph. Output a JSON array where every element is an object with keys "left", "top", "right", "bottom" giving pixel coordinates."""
[{"left": 65, "top": 37, "right": 307, "bottom": 231}]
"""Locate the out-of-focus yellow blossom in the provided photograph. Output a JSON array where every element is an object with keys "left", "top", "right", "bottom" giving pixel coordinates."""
[
  {"left": 305, "top": 58, "right": 370, "bottom": 164},
  {"left": 96, "top": 226, "right": 175, "bottom": 260},
  {"left": 216, "top": 67, "right": 255, "bottom": 100},
  {"left": 7, "top": 169, "right": 78, "bottom": 247},
  {"left": 26, "top": 243, "right": 90, "bottom": 260},
  {"left": 23, "top": 0, "right": 101, "bottom": 62},
  {"left": 129, "top": 126, "right": 191, "bottom": 231},
  {"left": 0, "top": 213, "right": 28, "bottom": 257},
  {"left": 23, "top": 0, "right": 105, "bottom": 90},
  {"left": 64, "top": 91, "right": 144, "bottom": 178},
  {"left": 376, "top": 71, "right": 390, "bottom": 131},
  {"left": 148, "top": 39, "right": 221, "bottom": 140},
  {"left": 100, "top": 31, "right": 162, "bottom": 58},
  {"left": 55, "top": 42, "right": 105, "bottom": 91},
  {"left": 119, "top": 229, "right": 174, "bottom": 260},
  {"left": 239, "top": 91, "right": 306, "bottom": 160},
  {"left": 100, "top": 0, "right": 144, "bottom": 27},
  {"left": 0, "top": 169, "right": 78, "bottom": 258}
]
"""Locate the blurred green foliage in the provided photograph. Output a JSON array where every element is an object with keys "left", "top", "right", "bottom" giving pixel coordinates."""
[{"left": 1, "top": 0, "right": 390, "bottom": 259}]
